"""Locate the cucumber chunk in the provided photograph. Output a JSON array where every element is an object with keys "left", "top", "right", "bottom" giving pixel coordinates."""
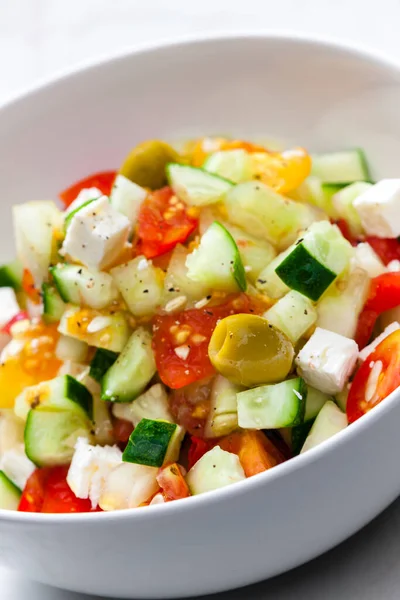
[
  {"left": 42, "top": 282, "right": 66, "bottom": 323},
  {"left": 110, "top": 255, "right": 164, "bottom": 317},
  {"left": 186, "top": 446, "right": 245, "bottom": 495},
  {"left": 281, "top": 420, "right": 314, "bottom": 456},
  {"left": 101, "top": 327, "right": 156, "bottom": 402},
  {"left": 110, "top": 174, "right": 147, "bottom": 226},
  {"left": 89, "top": 348, "right": 118, "bottom": 382},
  {"left": 275, "top": 222, "right": 353, "bottom": 301},
  {"left": 186, "top": 221, "right": 246, "bottom": 292},
  {"left": 51, "top": 264, "right": 119, "bottom": 310},
  {"left": 311, "top": 149, "right": 371, "bottom": 184},
  {"left": 55, "top": 335, "right": 88, "bottom": 363},
  {"left": 224, "top": 180, "right": 323, "bottom": 250},
  {"left": 122, "top": 418, "right": 185, "bottom": 468},
  {"left": 0, "top": 470, "right": 21, "bottom": 510},
  {"left": 25, "top": 407, "right": 92, "bottom": 467},
  {"left": 13, "top": 201, "right": 62, "bottom": 285},
  {"left": 290, "top": 176, "right": 339, "bottom": 218},
  {"left": 316, "top": 264, "right": 370, "bottom": 339},
  {"left": 167, "top": 163, "right": 233, "bottom": 206},
  {"left": 305, "top": 386, "right": 332, "bottom": 421},
  {"left": 203, "top": 149, "right": 253, "bottom": 183},
  {"left": 237, "top": 378, "right": 307, "bottom": 429},
  {"left": 112, "top": 384, "right": 173, "bottom": 427},
  {"left": 204, "top": 375, "right": 241, "bottom": 438},
  {"left": 263, "top": 291, "right": 317, "bottom": 343},
  {"left": 332, "top": 182, "right": 372, "bottom": 237},
  {"left": 14, "top": 374, "right": 93, "bottom": 421},
  {"left": 58, "top": 306, "right": 131, "bottom": 352},
  {"left": 0, "top": 260, "right": 23, "bottom": 290},
  {"left": 300, "top": 400, "right": 347, "bottom": 453}
]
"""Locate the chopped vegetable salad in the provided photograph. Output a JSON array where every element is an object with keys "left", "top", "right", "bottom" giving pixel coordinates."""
[{"left": 1, "top": 137, "right": 399, "bottom": 513}]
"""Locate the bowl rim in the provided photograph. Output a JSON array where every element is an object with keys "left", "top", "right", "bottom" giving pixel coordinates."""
[{"left": 1, "top": 30, "right": 400, "bottom": 523}]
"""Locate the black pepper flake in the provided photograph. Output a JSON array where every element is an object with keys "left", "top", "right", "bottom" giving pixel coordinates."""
[
  {"left": 77, "top": 268, "right": 82, "bottom": 275},
  {"left": 168, "top": 287, "right": 175, "bottom": 292},
  {"left": 206, "top": 295, "right": 212, "bottom": 300},
  {"left": 304, "top": 309, "right": 308, "bottom": 315},
  {"left": 295, "top": 238, "right": 304, "bottom": 246},
  {"left": 205, "top": 310, "right": 213, "bottom": 316},
  {"left": 82, "top": 244, "right": 86, "bottom": 249},
  {"left": 77, "top": 322, "right": 81, "bottom": 328},
  {"left": 257, "top": 279, "right": 266, "bottom": 284},
  {"left": 143, "top": 289, "right": 149, "bottom": 293},
  {"left": 249, "top": 308, "right": 254, "bottom": 313}
]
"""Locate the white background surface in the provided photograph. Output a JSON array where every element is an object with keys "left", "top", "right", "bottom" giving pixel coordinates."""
[{"left": 2, "top": 0, "right": 400, "bottom": 598}]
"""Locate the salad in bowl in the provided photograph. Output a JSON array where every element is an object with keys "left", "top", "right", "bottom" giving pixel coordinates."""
[{"left": 0, "top": 136, "right": 399, "bottom": 514}]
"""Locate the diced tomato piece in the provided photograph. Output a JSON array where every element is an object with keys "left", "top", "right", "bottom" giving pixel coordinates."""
[
  {"left": 22, "top": 269, "right": 41, "bottom": 304},
  {"left": 137, "top": 187, "right": 198, "bottom": 258},
  {"left": 347, "top": 330, "right": 400, "bottom": 422},
  {"left": 335, "top": 219, "right": 359, "bottom": 246},
  {"left": 170, "top": 379, "right": 213, "bottom": 437},
  {"left": 153, "top": 293, "right": 264, "bottom": 390},
  {"left": 19, "top": 467, "right": 98, "bottom": 513},
  {"left": 187, "top": 436, "right": 214, "bottom": 470},
  {"left": 2, "top": 311, "right": 29, "bottom": 334},
  {"left": 157, "top": 463, "right": 190, "bottom": 501},
  {"left": 366, "top": 237, "right": 400, "bottom": 265},
  {"left": 18, "top": 468, "right": 48, "bottom": 512},
  {"left": 59, "top": 171, "right": 117, "bottom": 208},
  {"left": 113, "top": 417, "right": 134, "bottom": 444},
  {"left": 219, "top": 430, "right": 286, "bottom": 477},
  {"left": 355, "top": 273, "right": 400, "bottom": 349},
  {"left": 41, "top": 466, "right": 93, "bottom": 513}
]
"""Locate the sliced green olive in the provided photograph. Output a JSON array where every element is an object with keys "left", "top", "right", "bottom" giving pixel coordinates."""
[
  {"left": 208, "top": 314, "right": 294, "bottom": 387},
  {"left": 119, "top": 140, "right": 180, "bottom": 189}
]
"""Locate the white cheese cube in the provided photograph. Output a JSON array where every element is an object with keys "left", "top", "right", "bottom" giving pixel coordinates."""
[
  {"left": 359, "top": 321, "right": 400, "bottom": 361},
  {"left": 0, "top": 287, "right": 20, "bottom": 329},
  {"left": 353, "top": 243, "right": 386, "bottom": 278},
  {"left": 67, "top": 437, "right": 123, "bottom": 509},
  {"left": 110, "top": 175, "right": 147, "bottom": 226},
  {"left": 295, "top": 327, "right": 358, "bottom": 395},
  {"left": 0, "top": 444, "right": 35, "bottom": 489},
  {"left": 99, "top": 462, "right": 159, "bottom": 511},
  {"left": 0, "top": 411, "right": 24, "bottom": 458},
  {"left": 61, "top": 196, "right": 130, "bottom": 270},
  {"left": 64, "top": 187, "right": 103, "bottom": 215},
  {"left": 353, "top": 179, "right": 400, "bottom": 238}
]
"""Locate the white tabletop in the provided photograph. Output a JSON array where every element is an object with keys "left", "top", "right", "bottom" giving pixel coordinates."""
[{"left": 2, "top": 1, "right": 400, "bottom": 598}]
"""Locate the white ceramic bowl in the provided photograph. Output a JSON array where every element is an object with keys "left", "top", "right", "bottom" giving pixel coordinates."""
[{"left": 1, "top": 33, "right": 400, "bottom": 599}]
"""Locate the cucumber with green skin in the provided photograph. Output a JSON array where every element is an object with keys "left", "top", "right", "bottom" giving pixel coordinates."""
[
  {"left": 122, "top": 418, "right": 185, "bottom": 468},
  {"left": 24, "top": 407, "right": 92, "bottom": 467},
  {"left": 263, "top": 290, "right": 317, "bottom": 344},
  {"left": 101, "top": 328, "right": 156, "bottom": 403},
  {"left": 311, "top": 149, "right": 372, "bottom": 184},
  {"left": 0, "top": 259, "right": 23, "bottom": 290},
  {"left": 167, "top": 163, "right": 234, "bottom": 206},
  {"left": 14, "top": 374, "right": 93, "bottom": 421},
  {"left": 42, "top": 282, "right": 66, "bottom": 323},
  {"left": 0, "top": 470, "right": 21, "bottom": 510},
  {"left": 275, "top": 221, "right": 353, "bottom": 301},
  {"left": 89, "top": 348, "right": 118, "bottom": 383},
  {"left": 112, "top": 384, "right": 174, "bottom": 427},
  {"left": 237, "top": 378, "right": 307, "bottom": 430},
  {"left": 186, "top": 221, "right": 247, "bottom": 292},
  {"left": 51, "top": 264, "right": 119, "bottom": 310}
]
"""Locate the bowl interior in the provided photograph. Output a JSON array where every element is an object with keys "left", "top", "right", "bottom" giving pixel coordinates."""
[{"left": 1, "top": 36, "right": 400, "bottom": 263}]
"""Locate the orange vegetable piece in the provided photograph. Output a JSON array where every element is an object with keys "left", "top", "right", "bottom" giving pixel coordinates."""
[{"left": 219, "top": 430, "right": 286, "bottom": 477}]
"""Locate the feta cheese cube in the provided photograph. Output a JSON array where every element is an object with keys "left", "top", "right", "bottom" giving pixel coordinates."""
[
  {"left": 359, "top": 321, "right": 400, "bottom": 361},
  {"left": 67, "top": 437, "right": 123, "bottom": 509},
  {"left": 0, "top": 444, "right": 35, "bottom": 489},
  {"left": 64, "top": 187, "right": 103, "bottom": 215},
  {"left": 99, "top": 463, "right": 159, "bottom": 511},
  {"left": 353, "top": 243, "right": 386, "bottom": 278},
  {"left": 0, "top": 411, "right": 24, "bottom": 458},
  {"left": 353, "top": 179, "right": 400, "bottom": 238},
  {"left": 0, "top": 287, "right": 20, "bottom": 329},
  {"left": 61, "top": 196, "right": 130, "bottom": 270},
  {"left": 295, "top": 327, "right": 358, "bottom": 394}
]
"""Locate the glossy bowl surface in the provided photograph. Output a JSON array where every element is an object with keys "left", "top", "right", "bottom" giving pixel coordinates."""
[{"left": 1, "top": 33, "right": 400, "bottom": 598}]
